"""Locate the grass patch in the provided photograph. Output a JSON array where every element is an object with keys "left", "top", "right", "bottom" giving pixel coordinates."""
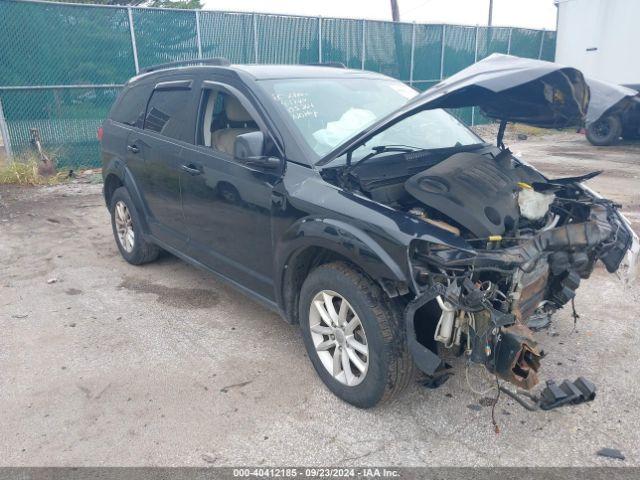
[{"left": 0, "top": 151, "right": 68, "bottom": 186}]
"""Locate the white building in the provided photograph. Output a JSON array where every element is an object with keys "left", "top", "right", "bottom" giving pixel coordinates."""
[{"left": 555, "top": 0, "right": 640, "bottom": 89}]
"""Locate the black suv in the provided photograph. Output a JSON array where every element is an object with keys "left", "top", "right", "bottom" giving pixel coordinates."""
[{"left": 101, "top": 55, "right": 638, "bottom": 408}]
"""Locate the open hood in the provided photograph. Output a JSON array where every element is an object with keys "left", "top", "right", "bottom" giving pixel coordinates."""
[
  {"left": 585, "top": 78, "right": 639, "bottom": 125},
  {"left": 321, "top": 54, "right": 589, "bottom": 165},
  {"left": 414, "top": 53, "right": 589, "bottom": 128}
]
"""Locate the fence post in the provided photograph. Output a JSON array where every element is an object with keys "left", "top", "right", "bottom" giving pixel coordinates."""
[
  {"left": 409, "top": 22, "right": 416, "bottom": 86},
  {"left": 361, "top": 19, "right": 366, "bottom": 70},
  {"left": 195, "top": 10, "right": 203, "bottom": 59},
  {"left": 127, "top": 7, "right": 140, "bottom": 74},
  {"left": 439, "top": 24, "right": 446, "bottom": 80},
  {"left": 474, "top": 25, "right": 479, "bottom": 63},
  {"left": 318, "top": 16, "right": 323, "bottom": 63},
  {"left": 538, "top": 28, "right": 545, "bottom": 59},
  {"left": 252, "top": 13, "right": 259, "bottom": 63},
  {"left": 0, "top": 98, "right": 13, "bottom": 163},
  {"left": 472, "top": 25, "right": 479, "bottom": 126},
  {"left": 507, "top": 27, "right": 513, "bottom": 54}
]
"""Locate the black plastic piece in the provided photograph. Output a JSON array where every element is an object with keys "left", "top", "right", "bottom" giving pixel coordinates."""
[
  {"left": 560, "top": 379, "right": 583, "bottom": 403},
  {"left": 497, "top": 119, "right": 508, "bottom": 149},
  {"left": 140, "top": 57, "right": 231, "bottom": 73},
  {"left": 540, "top": 380, "right": 572, "bottom": 410},
  {"left": 596, "top": 448, "right": 625, "bottom": 460},
  {"left": 405, "top": 151, "right": 544, "bottom": 237},
  {"left": 539, "top": 377, "right": 596, "bottom": 410},
  {"left": 563, "top": 271, "right": 581, "bottom": 290},
  {"left": 574, "top": 376, "right": 597, "bottom": 401},
  {"left": 422, "top": 372, "right": 451, "bottom": 389},
  {"left": 404, "top": 285, "right": 446, "bottom": 376},
  {"left": 549, "top": 251, "right": 571, "bottom": 275}
]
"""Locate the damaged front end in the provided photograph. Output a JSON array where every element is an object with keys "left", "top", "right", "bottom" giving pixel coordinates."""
[
  {"left": 405, "top": 163, "right": 637, "bottom": 389},
  {"left": 316, "top": 54, "right": 639, "bottom": 391}
]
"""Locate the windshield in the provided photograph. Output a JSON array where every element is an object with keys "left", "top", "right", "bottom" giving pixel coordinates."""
[
  {"left": 260, "top": 77, "right": 482, "bottom": 164},
  {"left": 347, "top": 109, "right": 482, "bottom": 164},
  {"left": 260, "top": 77, "right": 418, "bottom": 157}
]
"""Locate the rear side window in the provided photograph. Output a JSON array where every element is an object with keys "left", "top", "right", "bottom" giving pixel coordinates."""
[
  {"left": 110, "top": 84, "right": 150, "bottom": 128},
  {"left": 144, "top": 89, "right": 192, "bottom": 141}
]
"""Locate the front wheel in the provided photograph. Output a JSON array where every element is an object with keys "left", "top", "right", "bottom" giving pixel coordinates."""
[
  {"left": 299, "top": 262, "right": 415, "bottom": 408},
  {"left": 586, "top": 114, "right": 622, "bottom": 146}
]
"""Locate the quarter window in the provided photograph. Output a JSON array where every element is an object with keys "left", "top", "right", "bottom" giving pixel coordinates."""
[
  {"left": 144, "top": 88, "right": 192, "bottom": 141},
  {"left": 110, "top": 84, "right": 151, "bottom": 128}
]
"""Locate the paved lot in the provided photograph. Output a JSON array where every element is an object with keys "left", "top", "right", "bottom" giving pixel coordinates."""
[{"left": 1, "top": 132, "right": 639, "bottom": 466}]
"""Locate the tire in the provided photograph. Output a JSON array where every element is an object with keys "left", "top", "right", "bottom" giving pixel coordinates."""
[
  {"left": 586, "top": 114, "right": 622, "bottom": 146},
  {"left": 299, "top": 262, "right": 416, "bottom": 408},
  {"left": 109, "top": 186, "right": 160, "bottom": 265}
]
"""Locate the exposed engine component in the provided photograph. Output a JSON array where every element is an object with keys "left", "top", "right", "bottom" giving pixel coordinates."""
[
  {"left": 517, "top": 184, "right": 555, "bottom": 221},
  {"left": 408, "top": 206, "right": 460, "bottom": 236},
  {"left": 400, "top": 154, "right": 635, "bottom": 391},
  {"left": 492, "top": 324, "right": 542, "bottom": 389},
  {"left": 405, "top": 150, "right": 545, "bottom": 237}
]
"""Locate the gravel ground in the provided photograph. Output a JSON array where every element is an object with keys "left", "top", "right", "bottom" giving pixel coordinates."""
[{"left": 1, "top": 132, "right": 639, "bottom": 467}]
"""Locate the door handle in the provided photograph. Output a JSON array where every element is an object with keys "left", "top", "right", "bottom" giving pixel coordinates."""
[
  {"left": 181, "top": 163, "right": 202, "bottom": 175},
  {"left": 127, "top": 144, "right": 139, "bottom": 154}
]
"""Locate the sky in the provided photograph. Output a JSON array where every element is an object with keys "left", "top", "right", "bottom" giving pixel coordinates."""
[{"left": 202, "top": 0, "right": 558, "bottom": 30}]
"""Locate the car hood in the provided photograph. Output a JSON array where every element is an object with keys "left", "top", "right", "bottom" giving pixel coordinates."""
[
  {"left": 412, "top": 53, "right": 589, "bottom": 127},
  {"left": 320, "top": 54, "right": 589, "bottom": 165},
  {"left": 585, "top": 77, "right": 639, "bottom": 125}
]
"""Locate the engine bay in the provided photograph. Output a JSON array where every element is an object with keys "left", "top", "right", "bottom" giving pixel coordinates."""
[{"left": 322, "top": 145, "right": 634, "bottom": 390}]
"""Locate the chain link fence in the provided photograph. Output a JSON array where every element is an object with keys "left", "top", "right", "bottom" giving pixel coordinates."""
[{"left": 0, "top": 0, "right": 556, "bottom": 169}]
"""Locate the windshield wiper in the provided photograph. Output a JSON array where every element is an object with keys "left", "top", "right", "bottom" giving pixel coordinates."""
[{"left": 344, "top": 144, "right": 422, "bottom": 176}]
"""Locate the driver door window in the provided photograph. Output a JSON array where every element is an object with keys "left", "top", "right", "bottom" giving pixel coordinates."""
[{"left": 199, "top": 89, "right": 260, "bottom": 157}]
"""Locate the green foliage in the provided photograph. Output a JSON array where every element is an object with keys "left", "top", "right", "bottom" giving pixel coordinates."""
[{"left": 0, "top": 152, "right": 67, "bottom": 185}]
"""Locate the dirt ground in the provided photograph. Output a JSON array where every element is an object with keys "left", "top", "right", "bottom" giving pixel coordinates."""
[{"left": 1, "top": 132, "right": 639, "bottom": 467}]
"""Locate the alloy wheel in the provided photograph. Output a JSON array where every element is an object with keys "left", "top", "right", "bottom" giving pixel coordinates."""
[
  {"left": 308, "top": 290, "right": 369, "bottom": 386},
  {"left": 114, "top": 200, "right": 135, "bottom": 253}
]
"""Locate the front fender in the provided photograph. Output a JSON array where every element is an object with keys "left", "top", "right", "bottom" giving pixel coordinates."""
[{"left": 274, "top": 216, "right": 411, "bottom": 311}]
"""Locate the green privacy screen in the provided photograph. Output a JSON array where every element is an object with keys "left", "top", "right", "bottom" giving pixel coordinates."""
[{"left": 0, "top": 0, "right": 556, "bottom": 169}]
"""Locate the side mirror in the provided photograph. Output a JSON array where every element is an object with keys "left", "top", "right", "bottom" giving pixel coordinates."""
[
  {"left": 234, "top": 131, "right": 264, "bottom": 160},
  {"left": 234, "top": 131, "right": 281, "bottom": 170}
]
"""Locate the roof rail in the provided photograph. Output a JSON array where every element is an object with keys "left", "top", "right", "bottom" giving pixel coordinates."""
[
  {"left": 305, "top": 62, "right": 347, "bottom": 69},
  {"left": 140, "top": 58, "right": 231, "bottom": 74}
]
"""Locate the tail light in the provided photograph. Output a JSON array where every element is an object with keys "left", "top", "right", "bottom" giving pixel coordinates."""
[{"left": 97, "top": 126, "right": 104, "bottom": 142}]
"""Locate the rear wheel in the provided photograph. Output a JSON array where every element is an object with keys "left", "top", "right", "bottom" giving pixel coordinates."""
[
  {"left": 299, "top": 262, "right": 415, "bottom": 408},
  {"left": 110, "top": 187, "right": 160, "bottom": 265},
  {"left": 586, "top": 114, "right": 622, "bottom": 146}
]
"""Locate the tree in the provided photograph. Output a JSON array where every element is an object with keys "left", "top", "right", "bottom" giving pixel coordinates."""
[{"left": 46, "top": 0, "right": 202, "bottom": 8}]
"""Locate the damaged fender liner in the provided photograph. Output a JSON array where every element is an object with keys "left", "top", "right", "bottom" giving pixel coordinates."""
[
  {"left": 405, "top": 284, "right": 446, "bottom": 375},
  {"left": 404, "top": 284, "right": 543, "bottom": 387}
]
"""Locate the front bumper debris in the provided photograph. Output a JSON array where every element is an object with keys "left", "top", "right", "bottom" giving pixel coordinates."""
[
  {"left": 498, "top": 377, "right": 597, "bottom": 411},
  {"left": 493, "top": 324, "right": 542, "bottom": 390},
  {"left": 405, "top": 200, "right": 635, "bottom": 391}
]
